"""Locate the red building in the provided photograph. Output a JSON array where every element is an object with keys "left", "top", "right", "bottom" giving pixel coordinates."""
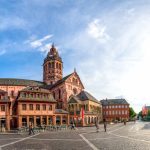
[{"left": 101, "top": 99, "right": 130, "bottom": 122}]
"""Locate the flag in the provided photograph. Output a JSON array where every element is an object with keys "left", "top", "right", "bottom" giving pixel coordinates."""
[{"left": 81, "top": 107, "right": 84, "bottom": 120}]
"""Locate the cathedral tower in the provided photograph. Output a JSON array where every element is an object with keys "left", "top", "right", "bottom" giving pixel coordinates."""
[{"left": 43, "top": 44, "right": 63, "bottom": 85}]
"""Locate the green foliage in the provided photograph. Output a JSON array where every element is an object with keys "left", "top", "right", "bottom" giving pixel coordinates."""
[
  {"left": 129, "top": 107, "right": 136, "bottom": 118},
  {"left": 147, "top": 110, "right": 150, "bottom": 116}
]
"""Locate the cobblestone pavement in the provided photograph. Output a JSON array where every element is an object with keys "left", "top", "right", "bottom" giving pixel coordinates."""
[{"left": 0, "top": 121, "right": 150, "bottom": 150}]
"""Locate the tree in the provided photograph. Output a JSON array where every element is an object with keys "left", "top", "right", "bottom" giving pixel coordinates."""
[
  {"left": 147, "top": 109, "right": 150, "bottom": 116},
  {"left": 129, "top": 107, "right": 136, "bottom": 118}
]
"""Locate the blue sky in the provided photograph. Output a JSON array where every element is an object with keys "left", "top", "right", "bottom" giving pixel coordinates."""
[{"left": 1, "top": 0, "right": 150, "bottom": 112}]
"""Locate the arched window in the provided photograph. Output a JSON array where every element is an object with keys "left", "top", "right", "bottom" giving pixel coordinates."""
[
  {"left": 56, "top": 63, "right": 58, "bottom": 69},
  {"left": 59, "top": 64, "right": 61, "bottom": 70},
  {"left": 58, "top": 89, "right": 61, "bottom": 99},
  {"left": 73, "top": 88, "right": 77, "bottom": 95},
  {"left": 52, "top": 62, "right": 54, "bottom": 68},
  {"left": 48, "top": 63, "right": 51, "bottom": 68}
]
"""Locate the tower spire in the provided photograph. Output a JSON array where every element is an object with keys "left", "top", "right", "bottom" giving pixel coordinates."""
[
  {"left": 43, "top": 43, "right": 63, "bottom": 85},
  {"left": 52, "top": 42, "right": 55, "bottom": 48}
]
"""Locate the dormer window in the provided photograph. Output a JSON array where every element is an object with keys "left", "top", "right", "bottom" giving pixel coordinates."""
[{"left": 1, "top": 105, "right": 5, "bottom": 111}]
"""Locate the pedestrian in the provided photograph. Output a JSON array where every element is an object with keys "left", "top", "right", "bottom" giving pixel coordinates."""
[
  {"left": 71, "top": 122, "right": 75, "bottom": 130},
  {"left": 29, "top": 123, "right": 34, "bottom": 135},
  {"left": 95, "top": 121, "right": 99, "bottom": 132},
  {"left": 103, "top": 118, "right": 107, "bottom": 132},
  {"left": 123, "top": 119, "right": 126, "bottom": 125}
]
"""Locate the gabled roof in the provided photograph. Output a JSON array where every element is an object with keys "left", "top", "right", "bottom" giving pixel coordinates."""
[
  {"left": 50, "top": 73, "right": 73, "bottom": 89},
  {"left": 68, "top": 90, "right": 100, "bottom": 104},
  {"left": 100, "top": 99, "right": 129, "bottom": 106},
  {"left": 0, "top": 78, "right": 44, "bottom": 86},
  {"left": 46, "top": 71, "right": 84, "bottom": 90},
  {"left": 77, "top": 91, "right": 98, "bottom": 102},
  {"left": 68, "top": 96, "right": 82, "bottom": 104}
]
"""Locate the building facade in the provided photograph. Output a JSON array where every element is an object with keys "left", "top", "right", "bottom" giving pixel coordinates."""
[
  {"left": 101, "top": 99, "right": 129, "bottom": 122},
  {"left": 68, "top": 91, "right": 102, "bottom": 126},
  {"left": 0, "top": 89, "right": 10, "bottom": 131},
  {"left": 0, "top": 44, "right": 102, "bottom": 130}
]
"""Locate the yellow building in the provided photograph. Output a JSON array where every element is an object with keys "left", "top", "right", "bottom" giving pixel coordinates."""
[{"left": 68, "top": 90, "right": 102, "bottom": 126}]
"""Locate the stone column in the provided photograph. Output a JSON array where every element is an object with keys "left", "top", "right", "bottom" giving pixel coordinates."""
[
  {"left": 6, "top": 103, "right": 10, "bottom": 131},
  {"left": 40, "top": 116, "right": 43, "bottom": 125},
  {"left": 67, "top": 114, "right": 70, "bottom": 125},
  {"left": 46, "top": 116, "right": 49, "bottom": 125},
  {"left": 53, "top": 115, "right": 56, "bottom": 125},
  {"left": 34, "top": 116, "right": 36, "bottom": 127},
  {"left": 60, "top": 115, "right": 62, "bottom": 125},
  {"left": 27, "top": 116, "right": 29, "bottom": 127},
  {"left": 18, "top": 116, "right": 22, "bottom": 128}
]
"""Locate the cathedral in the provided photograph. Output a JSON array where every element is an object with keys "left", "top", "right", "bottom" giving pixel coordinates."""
[{"left": 0, "top": 44, "right": 102, "bottom": 131}]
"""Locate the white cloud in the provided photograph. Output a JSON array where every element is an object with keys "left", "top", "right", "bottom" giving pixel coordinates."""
[
  {"left": 87, "top": 19, "right": 110, "bottom": 42},
  {"left": 30, "top": 35, "right": 53, "bottom": 48},
  {"left": 25, "top": 34, "right": 53, "bottom": 53},
  {"left": 40, "top": 43, "right": 51, "bottom": 54}
]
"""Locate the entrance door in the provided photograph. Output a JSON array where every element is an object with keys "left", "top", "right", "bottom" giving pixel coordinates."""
[
  {"left": 36, "top": 116, "right": 41, "bottom": 126},
  {"left": 0, "top": 118, "right": 6, "bottom": 132}
]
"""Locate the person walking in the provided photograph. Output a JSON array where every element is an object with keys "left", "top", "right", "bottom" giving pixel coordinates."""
[
  {"left": 103, "top": 118, "right": 107, "bottom": 132},
  {"left": 95, "top": 121, "right": 99, "bottom": 132},
  {"left": 123, "top": 119, "right": 126, "bottom": 125},
  {"left": 71, "top": 121, "right": 75, "bottom": 130},
  {"left": 29, "top": 123, "right": 35, "bottom": 135}
]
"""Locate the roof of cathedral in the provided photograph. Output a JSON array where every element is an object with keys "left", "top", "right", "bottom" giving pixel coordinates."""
[
  {"left": 69, "top": 90, "right": 100, "bottom": 104},
  {"left": 100, "top": 99, "right": 129, "bottom": 106},
  {"left": 20, "top": 86, "right": 50, "bottom": 93},
  {"left": 49, "top": 73, "right": 73, "bottom": 89},
  {"left": 45, "top": 71, "right": 84, "bottom": 90},
  {"left": 0, "top": 78, "right": 44, "bottom": 86},
  {"left": 41, "top": 73, "right": 74, "bottom": 89}
]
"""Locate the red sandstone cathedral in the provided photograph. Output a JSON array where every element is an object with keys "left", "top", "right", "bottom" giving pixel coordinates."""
[{"left": 0, "top": 45, "right": 102, "bottom": 131}]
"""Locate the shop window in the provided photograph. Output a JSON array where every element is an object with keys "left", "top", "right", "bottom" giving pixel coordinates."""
[{"left": 22, "top": 117, "right": 27, "bottom": 127}]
